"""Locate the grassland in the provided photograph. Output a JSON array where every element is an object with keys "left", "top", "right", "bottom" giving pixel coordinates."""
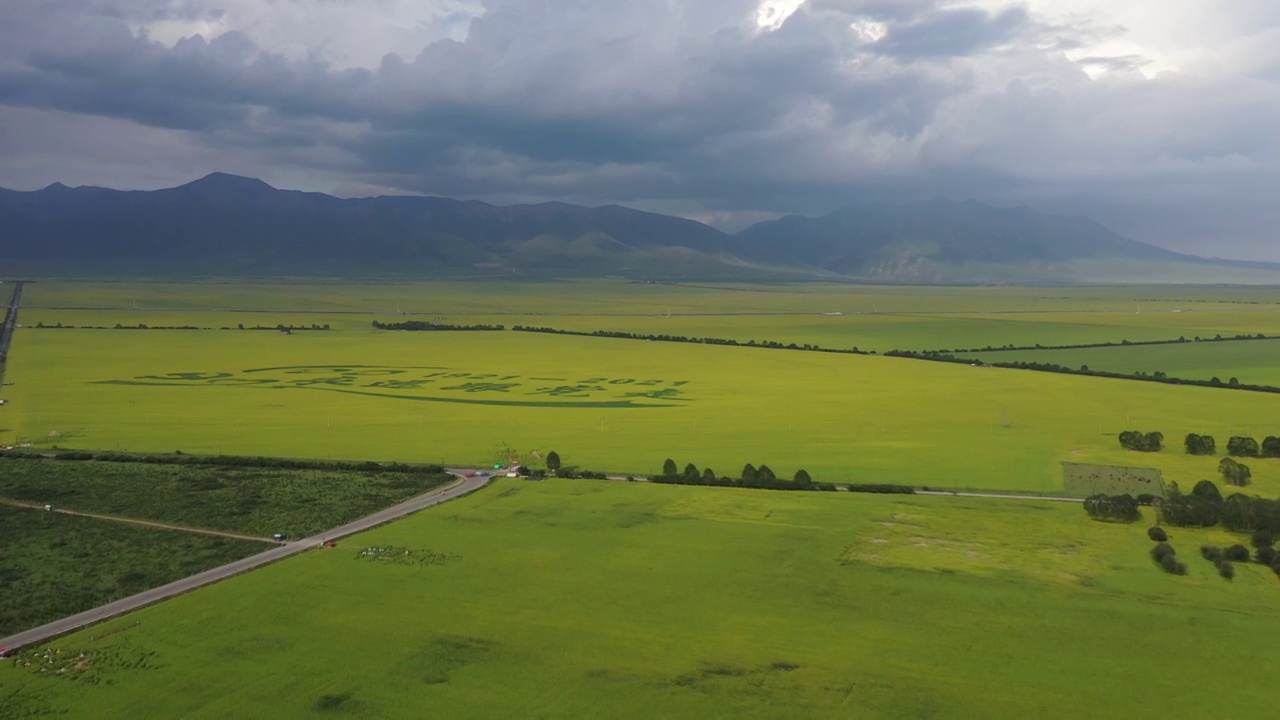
[
  {"left": 0, "top": 457, "right": 453, "bottom": 538},
  {"left": 5, "top": 322, "right": 1280, "bottom": 495},
  {"left": 0, "top": 505, "right": 264, "bottom": 637},
  {"left": 4, "top": 280, "right": 1280, "bottom": 717},
  {"left": 19, "top": 277, "right": 1280, "bottom": 353},
  {"left": 2, "top": 479, "right": 1278, "bottom": 719}
]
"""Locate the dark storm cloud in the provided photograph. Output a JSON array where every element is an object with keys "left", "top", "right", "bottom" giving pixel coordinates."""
[{"left": 1, "top": 0, "right": 1279, "bottom": 257}]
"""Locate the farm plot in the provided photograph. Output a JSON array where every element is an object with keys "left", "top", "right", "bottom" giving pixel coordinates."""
[
  {"left": 2, "top": 480, "right": 1279, "bottom": 719},
  {"left": 5, "top": 325, "right": 1280, "bottom": 494},
  {"left": 0, "top": 457, "right": 453, "bottom": 538},
  {"left": 0, "top": 505, "right": 263, "bottom": 637},
  {"left": 970, "top": 337, "right": 1280, "bottom": 387}
]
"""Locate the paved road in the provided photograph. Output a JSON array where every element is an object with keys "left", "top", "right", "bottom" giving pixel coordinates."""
[
  {"left": 917, "top": 490, "right": 1083, "bottom": 503},
  {"left": 0, "top": 281, "right": 23, "bottom": 374},
  {"left": 0, "top": 496, "right": 278, "bottom": 543},
  {"left": 0, "top": 471, "right": 491, "bottom": 654}
]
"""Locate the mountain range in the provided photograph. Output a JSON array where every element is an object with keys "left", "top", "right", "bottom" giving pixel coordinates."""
[{"left": 1, "top": 173, "right": 1275, "bottom": 283}]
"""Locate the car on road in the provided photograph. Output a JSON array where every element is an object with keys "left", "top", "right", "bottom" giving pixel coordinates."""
[{"left": 465, "top": 471, "right": 478, "bottom": 477}]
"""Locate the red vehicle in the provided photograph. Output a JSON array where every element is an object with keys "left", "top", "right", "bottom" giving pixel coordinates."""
[{"left": 465, "top": 471, "right": 478, "bottom": 477}]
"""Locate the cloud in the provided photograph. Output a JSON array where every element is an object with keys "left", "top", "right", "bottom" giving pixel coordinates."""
[{"left": 1, "top": 0, "right": 1279, "bottom": 257}]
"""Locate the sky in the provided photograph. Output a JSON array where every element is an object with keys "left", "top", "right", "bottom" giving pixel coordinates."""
[{"left": 1, "top": 0, "right": 1277, "bottom": 259}]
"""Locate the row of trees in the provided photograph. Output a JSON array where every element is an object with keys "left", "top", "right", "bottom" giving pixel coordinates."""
[
  {"left": 884, "top": 350, "right": 1280, "bottom": 396},
  {"left": 0, "top": 449, "right": 442, "bottom": 475},
  {"left": 512, "top": 326, "right": 872, "bottom": 356},
  {"left": 31, "top": 322, "right": 333, "bottom": 331},
  {"left": 371, "top": 320, "right": 505, "bottom": 331},
  {"left": 652, "top": 458, "right": 912, "bottom": 494},
  {"left": 1222, "top": 435, "right": 1280, "bottom": 458},
  {"left": 1151, "top": 542, "right": 1187, "bottom": 575},
  {"left": 1118, "top": 431, "right": 1164, "bottom": 452},
  {"left": 1083, "top": 494, "right": 1142, "bottom": 522},
  {"left": 917, "top": 332, "right": 1272, "bottom": 357},
  {"left": 1158, "top": 479, "right": 1280, "bottom": 533}
]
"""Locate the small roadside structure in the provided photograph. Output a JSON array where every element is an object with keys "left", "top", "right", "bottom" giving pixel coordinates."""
[{"left": 272, "top": 533, "right": 286, "bottom": 542}]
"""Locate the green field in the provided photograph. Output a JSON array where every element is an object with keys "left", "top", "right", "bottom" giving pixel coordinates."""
[
  {"left": 0, "top": 457, "right": 453, "bottom": 538},
  {"left": 5, "top": 322, "right": 1280, "bottom": 494},
  {"left": 3, "top": 480, "right": 1278, "bottom": 719},
  {"left": 19, "top": 279, "right": 1280, "bottom": 353},
  {"left": 5, "top": 279, "right": 1280, "bottom": 718},
  {"left": 0, "top": 505, "right": 264, "bottom": 637},
  {"left": 972, "top": 338, "right": 1280, "bottom": 387}
]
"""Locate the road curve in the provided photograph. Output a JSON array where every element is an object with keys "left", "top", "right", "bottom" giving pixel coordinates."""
[{"left": 0, "top": 471, "right": 491, "bottom": 654}]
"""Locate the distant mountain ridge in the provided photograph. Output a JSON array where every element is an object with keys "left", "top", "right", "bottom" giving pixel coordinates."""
[{"left": 0, "top": 173, "right": 1271, "bottom": 283}]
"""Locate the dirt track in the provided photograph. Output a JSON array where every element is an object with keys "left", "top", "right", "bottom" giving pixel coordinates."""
[{"left": 0, "top": 471, "right": 490, "bottom": 654}]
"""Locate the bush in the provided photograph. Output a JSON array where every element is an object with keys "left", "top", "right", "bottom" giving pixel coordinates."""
[
  {"left": 1201, "top": 545, "right": 1224, "bottom": 563},
  {"left": 1255, "top": 545, "right": 1276, "bottom": 566},
  {"left": 1160, "top": 554, "right": 1187, "bottom": 575},
  {"left": 1226, "top": 544, "right": 1251, "bottom": 562},
  {"left": 1185, "top": 433, "right": 1217, "bottom": 456},
  {"left": 1253, "top": 529, "right": 1275, "bottom": 548},
  {"left": 1152, "top": 543, "right": 1176, "bottom": 561},
  {"left": 1218, "top": 561, "right": 1235, "bottom": 580},
  {"left": 1147, "top": 527, "right": 1168, "bottom": 542},
  {"left": 1227, "top": 436, "right": 1260, "bottom": 457},
  {"left": 1084, "top": 494, "right": 1141, "bottom": 523}
]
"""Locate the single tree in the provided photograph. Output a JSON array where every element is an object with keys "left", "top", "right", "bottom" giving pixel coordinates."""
[
  {"left": 1192, "top": 479, "right": 1223, "bottom": 503},
  {"left": 757, "top": 465, "right": 777, "bottom": 482},
  {"left": 1227, "top": 436, "right": 1260, "bottom": 457},
  {"left": 1185, "top": 433, "right": 1216, "bottom": 456},
  {"left": 794, "top": 469, "right": 812, "bottom": 485},
  {"left": 702, "top": 468, "right": 716, "bottom": 482},
  {"left": 1144, "top": 431, "right": 1164, "bottom": 452},
  {"left": 1256, "top": 546, "right": 1277, "bottom": 566},
  {"left": 546, "top": 451, "right": 561, "bottom": 472},
  {"left": 1219, "top": 457, "right": 1252, "bottom": 487},
  {"left": 662, "top": 458, "right": 678, "bottom": 477},
  {"left": 683, "top": 463, "right": 700, "bottom": 482},
  {"left": 741, "top": 463, "right": 758, "bottom": 483}
]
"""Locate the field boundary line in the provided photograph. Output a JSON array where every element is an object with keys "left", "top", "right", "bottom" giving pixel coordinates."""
[{"left": 0, "top": 496, "right": 278, "bottom": 543}]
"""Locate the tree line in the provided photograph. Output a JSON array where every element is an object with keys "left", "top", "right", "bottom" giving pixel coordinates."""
[
  {"left": 1223, "top": 435, "right": 1280, "bottom": 458},
  {"left": 1118, "top": 431, "right": 1163, "bottom": 452},
  {"left": 511, "top": 326, "right": 872, "bottom": 355},
  {"left": 0, "top": 449, "right": 444, "bottom": 475},
  {"left": 915, "top": 332, "right": 1271, "bottom": 357},
  {"left": 32, "top": 322, "right": 333, "bottom": 331},
  {"left": 371, "top": 320, "right": 505, "bottom": 331},
  {"left": 1157, "top": 480, "right": 1280, "bottom": 532},
  {"left": 650, "top": 457, "right": 913, "bottom": 494},
  {"left": 884, "top": 350, "right": 1280, "bottom": 395},
  {"left": 1083, "top": 494, "right": 1141, "bottom": 522}
]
